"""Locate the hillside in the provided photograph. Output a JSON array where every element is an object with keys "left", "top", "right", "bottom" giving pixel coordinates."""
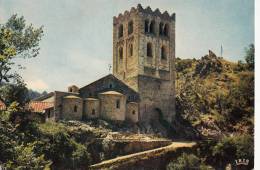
[{"left": 175, "top": 50, "right": 254, "bottom": 139}]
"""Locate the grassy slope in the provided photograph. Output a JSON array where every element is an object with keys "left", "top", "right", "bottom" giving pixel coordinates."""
[{"left": 175, "top": 51, "right": 254, "bottom": 138}]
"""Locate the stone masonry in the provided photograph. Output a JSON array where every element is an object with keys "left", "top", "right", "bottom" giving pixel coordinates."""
[{"left": 113, "top": 4, "right": 176, "bottom": 122}]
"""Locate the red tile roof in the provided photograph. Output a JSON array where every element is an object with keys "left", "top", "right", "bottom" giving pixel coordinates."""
[
  {"left": 0, "top": 100, "right": 6, "bottom": 110},
  {"left": 28, "top": 101, "right": 54, "bottom": 113}
]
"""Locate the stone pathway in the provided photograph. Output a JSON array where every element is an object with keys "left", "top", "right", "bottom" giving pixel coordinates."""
[{"left": 89, "top": 141, "right": 196, "bottom": 170}]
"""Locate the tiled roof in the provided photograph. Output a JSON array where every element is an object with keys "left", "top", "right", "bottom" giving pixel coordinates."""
[
  {"left": 28, "top": 101, "right": 54, "bottom": 113},
  {"left": 0, "top": 100, "right": 6, "bottom": 110}
]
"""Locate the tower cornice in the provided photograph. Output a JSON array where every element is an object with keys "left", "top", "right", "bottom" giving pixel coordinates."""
[{"left": 113, "top": 4, "right": 175, "bottom": 24}]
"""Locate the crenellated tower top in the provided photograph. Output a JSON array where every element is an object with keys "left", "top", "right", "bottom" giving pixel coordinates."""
[{"left": 113, "top": 4, "right": 175, "bottom": 24}]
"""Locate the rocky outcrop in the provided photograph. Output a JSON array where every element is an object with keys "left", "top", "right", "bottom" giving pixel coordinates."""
[{"left": 194, "top": 50, "right": 223, "bottom": 77}]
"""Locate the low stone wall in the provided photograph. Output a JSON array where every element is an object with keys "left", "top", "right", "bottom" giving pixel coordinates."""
[
  {"left": 89, "top": 142, "right": 196, "bottom": 170},
  {"left": 88, "top": 139, "right": 172, "bottom": 164},
  {"left": 112, "top": 140, "right": 172, "bottom": 155}
]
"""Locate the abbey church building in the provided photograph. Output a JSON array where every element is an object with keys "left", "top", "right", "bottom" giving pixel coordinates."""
[{"left": 31, "top": 4, "right": 176, "bottom": 123}]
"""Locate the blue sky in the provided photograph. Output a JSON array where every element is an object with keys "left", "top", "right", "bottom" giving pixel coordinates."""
[{"left": 0, "top": 0, "right": 254, "bottom": 92}]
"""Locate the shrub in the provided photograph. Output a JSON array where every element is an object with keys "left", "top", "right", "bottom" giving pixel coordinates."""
[
  {"left": 197, "top": 135, "right": 254, "bottom": 169},
  {"left": 4, "top": 142, "right": 51, "bottom": 170},
  {"left": 167, "top": 153, "right": 200, "bottom": 170}
]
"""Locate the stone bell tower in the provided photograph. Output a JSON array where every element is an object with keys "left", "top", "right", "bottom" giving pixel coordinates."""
[{"left": 113, "top": 4, "right": 176, "bottom": 123}]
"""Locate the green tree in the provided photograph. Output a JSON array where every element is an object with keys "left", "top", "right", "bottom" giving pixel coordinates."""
[
  {"left": 0, "top": 81, "right": 29, "bottom": 106},
  {"left": 245, "top": 44, "right": 254, "bottom": 71},
  {"left": 5, "top": 142, "right": 51, "bottom": 170},
  {"left": 0, "top": 14, "right": 43, "bottom": 105}
]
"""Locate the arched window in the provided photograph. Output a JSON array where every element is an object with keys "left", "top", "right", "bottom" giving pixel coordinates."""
[
  {"left": 147, "top": 43, "right": 153, "bottom": 57},
  {"left": 128, "top": 21, "right": 133, "bottom": 35},
  {"left": 161, "top": 46, "right": 167, "bottom": 60},
  {"left": 132, "top": 110, "right": 135, "bottom": 115},
  {"left": 164, "top": 23, "right": 169, "bottom": 37},
  {"left": 118, "top": 24, "right": 123, "bottom": 38},
  {"left": 159, "top": 22, "right": 164, "bottom": 35},
  {"left": 74, "top": 105, "right": 77, "bottom": 112},
  {"left": 92, "top": 109, "right": 95, "bottom": 115},
  {"left": 116, "top": 99, "right": 120, "bottom": 109},
  {"left": 129, "top": 43, "right": 133, "bottom": 57},
  {"left": 150, "top": 20, "right": 155, "bottom": 34},
  {"left": 119, "top": 47, "right": 123, "bottom": 60},
  {"left": 145, "top": 20, "right": 149, "bottom": 33}
]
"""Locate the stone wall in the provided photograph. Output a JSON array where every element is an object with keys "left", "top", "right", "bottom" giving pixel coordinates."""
[
  {"left": 53, "top": 91, "right": 80, "bottom": 121},
  {"left": 138, "top": 75, "right": 174, "bottom": 122},
  {"left": 62, "top": 97, "right": 83, "bottom": 120},
  {"left": 126, "top": 102, "right": 139, "bottom": 122},
  {"left": 112, "top": 4, "right": 176, "bottom": 123},
  {"left": 113, "top": 10, "right": 140, "bottom": 81},
  {"left": 99, "top": 92, "right": 126, "bottom": 121},
  {"left": 84, "top": 98, "right": 100, "bottom": 119}
]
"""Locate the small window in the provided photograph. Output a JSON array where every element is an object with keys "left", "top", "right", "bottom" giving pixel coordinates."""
[
  {"left": 128, "top": 21, "right": 133, "bottom": 35},
  {"left": 92, "top": 109, "right": 95, "bottom": 115},
  {"left": 132, "top": 110, "right": 135, "bottom": 115},
  {"left": 159, "top": 22, "right": 164, "bottom": 35},
  {"left": 129, "top": 44, "right": 133, "bottom": 57},
  {"left": 164, "top": 24, "right": 169, "bottom": 37},
  {"left": 119, "top": 47, "right": 123, "bottom": 60},
  {"left": 147, "top": 43, "right": 153, "bottom": 57},
  {"left": 116, "top": 99, "right": 120, "bottom": 109},
  {"left": 89, "top": 92, "right": 92, "bottom": 97},
  {"left": 149, "top": 20, "right": 155, "bottom": 34},
  {"left": 145, "top": 20, "right": 149, "bottom": 33},
  {"left": 109, "top": 84, "right": 113, "bottom": 88},
  {"left": 74, "top": 105, "right": 77, "bottom": 112},
  {"left": 161, "top": 46, "right": 167, "bottom": 60},
  {"left": 118, "top": 24, "right": 123, "bottom": 38}
]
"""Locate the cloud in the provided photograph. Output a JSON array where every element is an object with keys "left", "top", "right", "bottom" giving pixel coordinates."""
[{"left": 26, "top": 79, "right": 49, "bottom": 92}]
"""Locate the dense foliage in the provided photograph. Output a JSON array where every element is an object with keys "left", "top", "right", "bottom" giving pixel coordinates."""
[
  {"left": 173, "top": 46, "right": 254, "bottom": 168},
  {"left": 0, "top": 116, "right": 93, "bottom": 169}
]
